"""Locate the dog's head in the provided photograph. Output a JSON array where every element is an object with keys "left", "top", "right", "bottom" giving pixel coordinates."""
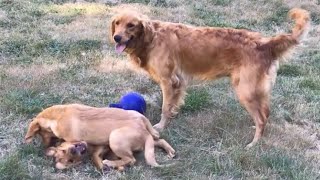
[
  {"left": 46, "top": 141, "right": 88, "bottom": 170},
  {"left": 110, "top": 11, "right": 151, "bottom": 53}
]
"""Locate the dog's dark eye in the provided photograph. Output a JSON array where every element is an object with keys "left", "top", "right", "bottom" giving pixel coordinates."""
[
  {"left": 68, "top": 159, "right": 74, "bottom": 163},
  {"left": 127, "top": 23, "right": 135, "bottom": 28},
  {"left": 115, "top": 21, "right": 120, "bottom": 25}
]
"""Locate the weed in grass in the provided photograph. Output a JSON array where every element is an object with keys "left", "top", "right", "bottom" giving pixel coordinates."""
[
  {"left": 182, "top": 88, "right": 211, "bottom": 113},
  {"left": 277, "top": 65, "right": 303, "bottom": 77}
]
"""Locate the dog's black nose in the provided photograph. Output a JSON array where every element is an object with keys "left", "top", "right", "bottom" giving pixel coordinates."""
[{"left": 114, "top": 35, "right": 122, "bottom": 43}]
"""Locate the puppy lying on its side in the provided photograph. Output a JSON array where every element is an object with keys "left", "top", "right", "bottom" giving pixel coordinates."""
[
  {"left": 46, "top": 139, "right": 175, "bottom": 170},
  {"left": 25, "top": 104, "right": 175, "bottom": 170}
]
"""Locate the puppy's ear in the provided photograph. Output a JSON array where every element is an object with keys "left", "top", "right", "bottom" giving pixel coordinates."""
[
  {"left": 25, "top": 119, "right": 40, "bottom": 143},
  {"left": 45, "top": 147, "right": 57, "bottom": 156},
  {"left": 109, "top": 16, "right": 116, "bottom": 42}
]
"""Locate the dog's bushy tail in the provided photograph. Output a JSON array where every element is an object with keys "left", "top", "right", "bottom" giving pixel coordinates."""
[{"left": 262, "top": 8, "right": 310, "bottom": 59}]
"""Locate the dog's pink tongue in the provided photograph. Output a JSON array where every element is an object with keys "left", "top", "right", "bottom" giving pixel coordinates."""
[{"left": 115, "top": 44, "right": 126, "bottom": 54}]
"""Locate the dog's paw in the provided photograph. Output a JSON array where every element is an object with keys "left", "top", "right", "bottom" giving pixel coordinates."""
[{"left": 167, "top": 150, "right": 176, "bottom": 159}]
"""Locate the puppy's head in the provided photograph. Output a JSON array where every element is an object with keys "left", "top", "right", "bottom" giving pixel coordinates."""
[
  {"left": 46, "top": 141, "right": 88, "bottom": 170},
  {"left": 110, "top": 11, "right": 150, "bottom": 53}
]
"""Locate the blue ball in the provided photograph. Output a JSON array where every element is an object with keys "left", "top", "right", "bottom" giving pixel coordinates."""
[{"left": 109, "top": 92, "right": 147, "bottom": 115}]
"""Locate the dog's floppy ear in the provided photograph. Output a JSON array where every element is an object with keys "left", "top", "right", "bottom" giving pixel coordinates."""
[
  {"left": 25, "top": 119, "right": 40, "bottom": 143},
  {"left": 139, "top": 18, "right": 153, "bottom": 43},
  {"left": 109, "top": 16, "right": 116, "bottom": 42}
]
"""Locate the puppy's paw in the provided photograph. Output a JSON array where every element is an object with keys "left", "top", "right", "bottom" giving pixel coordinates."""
[{"left": 102, "top": 160, "right": 115, "bottom": 168}]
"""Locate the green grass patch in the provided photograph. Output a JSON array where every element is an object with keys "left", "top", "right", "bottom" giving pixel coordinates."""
[
  {"left": 310, "top": 12, "right": 320, "bottom": 24},
  {"left": 261, "top": 4, "right": 290, "bottom": 29},
  {"left": 51, "top": 15, "right": 77, "bottom": 25},
  {"left": 182, "top": 88, "right": 211, "bottom": 113},
  {"left": 2, "top": 89, "right": 63, "bottom": 114},
  {"left": 299, "top": 79, "right": 320, "bottom": 91},
  {"left": 261, "top": 149, "right": 315, "bottom": 179},
  {"left": 278, "top": 65, "right": 303, "bottom": 77},
  {"left": 44, "top": 39, "right": 102, "bottom": 56},
  {"left": 0, "top": 153, "right": 31, "bottom": 180},
  {"left": 17, "top": 144, "right": 43, "bottom": 158},
  {"left": 190, "top": 5, "right": 247, "bottom": 29},
  {"left": 1, "top": 37, "right": 102, "bottom": 64},
  {"left": 212, "top": 0, "right": 233, "bottom": 6},
  {"left": 121, "top": 0, "right": 150, "bottom": 4}
]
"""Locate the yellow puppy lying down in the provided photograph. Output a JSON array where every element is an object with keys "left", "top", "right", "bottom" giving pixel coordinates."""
[{"left": 25, "top": 104, "right": 175, "bottom": 170}]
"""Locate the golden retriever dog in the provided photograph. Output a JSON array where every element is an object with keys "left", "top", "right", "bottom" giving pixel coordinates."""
[
  {"left": 25, "top": 104, "right": 175, "bottom": 170},
  {"left": 109, "top": 8, "right": 310, "bottom": 148}
]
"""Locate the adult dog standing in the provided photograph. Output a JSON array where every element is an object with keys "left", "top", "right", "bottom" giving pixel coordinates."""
[{"left": 109, "top": 8, "right": 310, "bottom": 148}]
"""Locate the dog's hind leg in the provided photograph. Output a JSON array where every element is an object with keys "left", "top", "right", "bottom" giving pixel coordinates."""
[
  {"left": 232, "top": 67, "right": 272, "bottom": 149},
  {"left": 154, "top": 73, "right": 186, "bottom": 132},
  {"left": 102, "top": 129, "right": 136, "bottom": 170}
]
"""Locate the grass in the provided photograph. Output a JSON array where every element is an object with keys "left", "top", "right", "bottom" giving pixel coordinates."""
[
  {"left": 0, "top": 153, "right": 31, "bottom": 180},
  {"left": 0, "top": 0, "right": 319, "bottom": 179},
  {"left": 2, "top": 89, "right": 63, "bottom": 114},
  {"left": 182, "top": 88, "right": 211, "bottom": 113},
  {"left": 277, "top": 65, "right": 303, "bottom": 77}
]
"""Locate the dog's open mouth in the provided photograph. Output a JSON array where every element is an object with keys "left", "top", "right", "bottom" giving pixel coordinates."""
[
  {"left": 115, "top": 43, "right": 126, "bottom": 54},
  {"left": 115, "top": 37, "right": 132, "bottom": 54}
]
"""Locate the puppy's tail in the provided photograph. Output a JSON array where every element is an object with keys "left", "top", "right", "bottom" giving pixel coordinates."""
[
  {"left": 261, "top": 8, "right": 310, "bottom": 59},
  {"left": 141, "top": 116, "right": 160, "bottom": 140}
]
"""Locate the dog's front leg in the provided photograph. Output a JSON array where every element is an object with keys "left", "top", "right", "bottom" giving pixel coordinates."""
[{"left": 154, "top": 74, "right": 186, "bottom": 132}]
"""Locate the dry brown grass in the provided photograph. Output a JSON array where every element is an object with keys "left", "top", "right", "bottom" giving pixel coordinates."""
[{"left": 0, "top": 0, "right": 319, "bottom": 179}]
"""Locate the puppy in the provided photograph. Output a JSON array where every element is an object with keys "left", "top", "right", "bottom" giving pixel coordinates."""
[
  {"left": 25, "top": 104, "right": 175, "bottom": 170},
  {"left": 109, "top": 8, "right": 310, "bottom": 148},
  {"left": 46, "top": 139, "right": 175, "bottom": 171}
]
